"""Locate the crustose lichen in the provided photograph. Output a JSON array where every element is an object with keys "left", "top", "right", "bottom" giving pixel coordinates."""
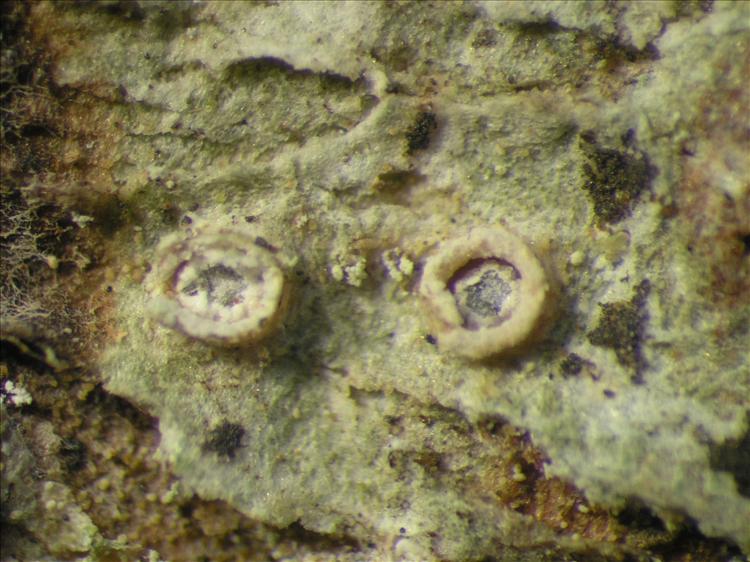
[
  {"left": 419, "top": 225, "right": 552, "bottom": 359},
  {"left": 148, "top": 226, "right": 288, "bottom": 346}
]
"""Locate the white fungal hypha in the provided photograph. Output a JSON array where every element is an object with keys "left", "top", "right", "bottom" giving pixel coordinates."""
[{"left": 449, "top": 259, "right": 521, "bottom": 330}]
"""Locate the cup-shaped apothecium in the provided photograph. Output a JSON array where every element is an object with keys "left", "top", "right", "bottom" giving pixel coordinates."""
[
  {"left": 148, "top": 227, "right": 288, "bottom": 346},
  {"left": 419, "top": 226, "right": 551, "bottom": 359}
]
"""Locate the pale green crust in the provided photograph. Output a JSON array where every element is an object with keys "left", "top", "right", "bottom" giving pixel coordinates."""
[{"left": 6, "top": 1, "right": 747, "bottom": 560}]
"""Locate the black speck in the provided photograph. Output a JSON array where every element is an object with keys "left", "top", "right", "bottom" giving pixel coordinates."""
[
  {"left": 419, "top": 415, "right": 435, "bottom": 427},
  {"left": 425, "top": 334, "right": 437, "bottom": 345},
  {"left": 709, "top": 415, "right": 750, "bottom": 497},
  {"left": 406, "top": 111, "right": 437, "bottom": 154},
  {"left": 588, "top": 280, "right": 650, "bottom": 383},
  {"left": 413, "top": 450, "right": 443, "bottom": 475},
  {"left": 399, "top": 527, "right": 406, "bottom": 534},
  {"left": 160, "top": 204, "right": 181, "bottom": 225},
  {"left": 616, "top": 502, "right": 665, "bottom": 531},
  {"left": 373, "top": 169, "right": 424, "bottom": 196},
  {"left": 620, "top": 128, "right": 636, "bottom": 147},
  {"left": 388, "top": 450, "right": 400, "bottom": 469},
  {"left": 60, "top": 437, "right": 87, "bottom": 472},
  {"left": 477, "top": 415, "right": 509, "bottom": 437},
  {"left": 514, "top": 20, "right": 561, "bottom": 35},
  {"left": 385, "top": 82, "right": 406, "bottom": 94},
  {"left": 560, "top": 353, "right": 585, "bottom": 377},
  {"left": 386, "top": 415, "right": 402, "bottom": 426},
  {"left": 245, "top": 215, "right": 257, "bottom": 223},
  {"left": 740, "top": 233, "right": 750, "bottom": 256},
  {"left": 179, "top": 501, "right": 195, "bottom": 518},
  {"left": 680, "top": 144, "right": 696, "bottom": 157},
  {"left": 202, "top": 421, "right": 246, "bottom": 460},
  {"left": 102, "top": 1, "right": 145, "bottom": 20},
  {"left": 254, "top": 236, "right": 277, "bottom": 253},
  {"left": 580, "top": 131, "right": 656, "bottom": 226},
  {"left": 294, "top": 269, "right": 310, "bottom": 284},
  {"left": 603, "top": 389, "right": 616, "bottom": 398},
  {"left": 472, "top": 28, "right": 497, "bottom": 48}
]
